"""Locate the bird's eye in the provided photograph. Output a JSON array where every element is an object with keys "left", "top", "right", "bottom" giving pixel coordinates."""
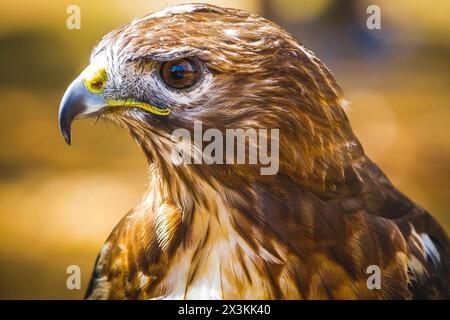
[{"left": 160, "top": 59, "right": 200, "bottom": 89}]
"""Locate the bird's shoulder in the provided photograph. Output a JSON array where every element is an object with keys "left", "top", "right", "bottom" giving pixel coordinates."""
[
  {"left": 336, "top": 156, "right": 450, "bottom": 298},
  {"left": 85, "top": 206, "right": 166, "bottom": 299}
]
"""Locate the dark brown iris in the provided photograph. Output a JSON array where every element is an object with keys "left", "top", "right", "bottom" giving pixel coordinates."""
[{"left": 160, "top": 59, "right": 200, "bottom": 89}]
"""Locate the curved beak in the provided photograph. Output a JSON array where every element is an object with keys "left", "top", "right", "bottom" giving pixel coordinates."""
[
  {"left": 59, "top": 65, "right": 171, "bottom": 146},
  {"left": 58, "top": 76, "right": 107, "bottom": 145}
]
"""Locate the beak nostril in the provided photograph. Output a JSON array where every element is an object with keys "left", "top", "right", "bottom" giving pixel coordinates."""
[
  {"left": 90, "top": 80, "right": 104, "bottom": 92},
  {"left": 84, "top": 68, "right": 107, "bottom": 94}
]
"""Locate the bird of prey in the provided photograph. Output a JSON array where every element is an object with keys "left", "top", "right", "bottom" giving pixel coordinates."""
[{"left": 58, "top": 3, "right": 449, "bottom": 299}]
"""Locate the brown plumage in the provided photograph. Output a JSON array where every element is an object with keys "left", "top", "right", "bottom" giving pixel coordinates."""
[{"left": 58, "top": 4, "right": 450, "bottom": 299}]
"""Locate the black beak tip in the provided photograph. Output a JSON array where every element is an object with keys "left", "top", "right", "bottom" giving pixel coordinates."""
[
  {"left": 62, "top": 129, "right": 72, "bottom": 145},
  {"left": 59, "top": 115, "right": 72, "bottom": 146}
]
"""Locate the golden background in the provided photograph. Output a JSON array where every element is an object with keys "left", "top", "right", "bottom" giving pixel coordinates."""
[{"left": 0, "top": 0, "right": 449, "bottom": 299}]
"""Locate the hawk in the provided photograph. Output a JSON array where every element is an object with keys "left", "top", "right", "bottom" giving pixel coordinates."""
[{"left": 58, "top": 4, "right": 449, "bottom": 299}]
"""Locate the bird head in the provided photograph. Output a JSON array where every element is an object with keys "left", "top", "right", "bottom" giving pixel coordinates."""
[{"left": 59, "top": 3, "right": 362, "bottom": 191}]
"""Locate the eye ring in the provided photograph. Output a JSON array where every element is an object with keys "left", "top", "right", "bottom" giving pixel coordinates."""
[{"left": 160, "top": 58, "right": 200, "bottom": 89}]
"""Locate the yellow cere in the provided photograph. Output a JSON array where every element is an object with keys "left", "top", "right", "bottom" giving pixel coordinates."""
[
  {"left": 84, "top": 68, "right": 171, "bottom": 116},
  {"left": 84, "top": 68, "right": 107, "bottom": 94}
]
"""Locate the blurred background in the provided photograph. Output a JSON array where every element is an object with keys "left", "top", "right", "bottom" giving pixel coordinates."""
[{"left": 0, "top": 0, "right": 449, "bottom": 299}]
